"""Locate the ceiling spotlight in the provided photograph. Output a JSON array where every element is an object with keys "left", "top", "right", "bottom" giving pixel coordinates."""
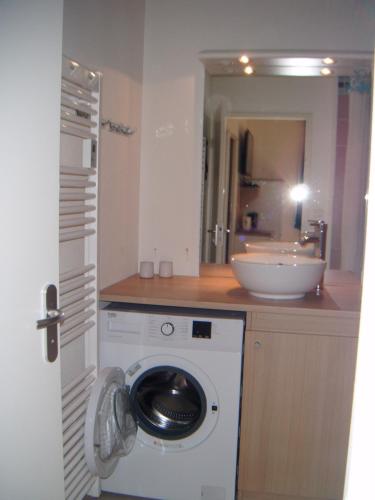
[
  {"left": 320, "top": 67, "right": 332, "bottom": 76},
  {"left": 322, "top": 57, "right": 335, "bottom": 65},
  {"left": 244, "top": 65, "right": 254, "bottom": 75},
  {"left": 239, "top": 54, "right": 250, "bottom": 64}
]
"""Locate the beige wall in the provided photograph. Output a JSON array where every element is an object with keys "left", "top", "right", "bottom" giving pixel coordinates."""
[
  {"left": 63, "top": 0, "right": 145, "bottom": 288},
  {"left": 243, "top": 119, "right": 305, "bottom": 183}
]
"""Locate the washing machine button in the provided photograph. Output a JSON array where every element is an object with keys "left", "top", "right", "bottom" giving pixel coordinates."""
[{"left": 161, "top": 321, "right": 175, "bottom": 336}]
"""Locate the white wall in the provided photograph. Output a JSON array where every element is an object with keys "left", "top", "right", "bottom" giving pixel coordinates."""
[
  {"left": 63, "top": 0, "right": 145, "bottom": 288},
  {"left": 140, "top": 0, "right": 375, "bottom": 275},
  {"left": 344, "top": 54, "right": 375, "bottom": 500}
]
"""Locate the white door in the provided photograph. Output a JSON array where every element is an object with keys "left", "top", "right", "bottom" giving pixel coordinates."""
[
  {"left": 226, "top": 135, "right": 240, "bottom": 260},
  {"left": 202, "top": 111, "right": 233, "bottom": 264},
  {"left": 215, "top": 128, "right": 232, "bottom": 263},
  {"left": 0, "top": 2, "right": 65, "bottom": 499},
  {"left": 214, "top": 127, "right": 239, "bottom": 264}
]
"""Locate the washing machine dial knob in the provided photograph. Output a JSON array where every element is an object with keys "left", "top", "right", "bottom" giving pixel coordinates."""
[{"left": 161, "top": 322, "right": 175, "bottom": 336}]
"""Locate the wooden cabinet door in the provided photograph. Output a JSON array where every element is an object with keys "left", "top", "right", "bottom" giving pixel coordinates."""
[{"left": 238, "top": 331, "right": 357, "bottom": 500}]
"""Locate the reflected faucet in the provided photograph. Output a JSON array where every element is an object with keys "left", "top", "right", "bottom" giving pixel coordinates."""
[{"left": 299, "top": 220, "right": 327, "bottom": 293}]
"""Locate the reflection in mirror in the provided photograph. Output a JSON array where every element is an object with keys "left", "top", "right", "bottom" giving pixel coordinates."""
[
  {"left": 200, "top": 53, "right": 372, "bottom": 276},
  {"left": 202, "top": 114, "right": 308, "bottom": 263},
  {"left": 231, "top": 117, "right": 306, "bottom": 258}
]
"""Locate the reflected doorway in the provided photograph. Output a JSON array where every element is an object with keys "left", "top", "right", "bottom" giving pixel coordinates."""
[{"left": 201, "top": 116, "right": 307, "bottom": 264}]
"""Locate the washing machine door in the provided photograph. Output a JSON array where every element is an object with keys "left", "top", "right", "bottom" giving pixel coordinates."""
[
  {"left": 126, "top": 355, "right": 219, "bottom": 451},
  {"left": 84, "top": 367, "right": 138, "bottom": 478}
]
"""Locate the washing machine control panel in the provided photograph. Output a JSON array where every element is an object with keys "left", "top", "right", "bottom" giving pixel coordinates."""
[
  {"left": 160, "top": 321, "right": 175, "bottom": 336},
  {"left": 148, "top": 316, "right": 213, "bottom": 343},
  {"left": 158, "top": 320, "right": 212, "bottom": 339},
  {"left": 102, "top": 309, "right": 243, "bottom": 352}
]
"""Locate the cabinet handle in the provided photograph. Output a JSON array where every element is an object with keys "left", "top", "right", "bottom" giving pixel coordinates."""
[{"left": 254, "top": 340, "right": 262, "bottom": 349}]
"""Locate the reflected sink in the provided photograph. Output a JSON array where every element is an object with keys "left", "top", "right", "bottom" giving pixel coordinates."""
[
  {"left": 245, "top": 240, "right": 315, "bottom": 256},
  {"left": 231, "top": 253, "right": 326, "bottom": 300}
]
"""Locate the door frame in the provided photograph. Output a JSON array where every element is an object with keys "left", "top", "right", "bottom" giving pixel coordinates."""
[{"left": 343, "top": 49, "right": 375, "bottom": 499}]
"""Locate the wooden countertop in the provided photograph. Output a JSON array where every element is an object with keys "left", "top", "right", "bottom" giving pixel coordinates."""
[{"left": 100, "top": 266, "right": 361, "bottom": 318}]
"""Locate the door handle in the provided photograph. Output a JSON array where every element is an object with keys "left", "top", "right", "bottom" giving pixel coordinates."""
[
  {"left": 207, "top": 224, "right": 221, "bottom": 246},
  {"left": 37, "top": 309, "right": 64, "bottom": 329},
  {"left": 36, "top": 284, "right": 64, "bottom": 363}
]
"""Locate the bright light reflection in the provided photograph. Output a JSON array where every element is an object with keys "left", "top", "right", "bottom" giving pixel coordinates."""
[
  {"left": 321, "top": 67, "right": 332, "bottom": 76},
  {"left": 322, "top": 57, "right": 335, "bottom": 65},
  {"left": 239, "top": 55, "right": 250, "bottom": 64},
  {"left": 280, "top": 58, "right": 321, "bottom": 67},
  {"left": 290, "top": 183, "right": 310, "bottom": 202},
  {"left": 244, "top": 65, "right": 254, "bottom": 75}
]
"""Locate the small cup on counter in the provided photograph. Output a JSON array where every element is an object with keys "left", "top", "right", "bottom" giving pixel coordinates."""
[
  {"left": 159, "top": 260, "right": 173, "bottom": 278},
  {"left": 139, "top": 261, "right": 154, "bottom": 278}
]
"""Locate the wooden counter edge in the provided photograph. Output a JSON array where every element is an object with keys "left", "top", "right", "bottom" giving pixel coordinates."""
[{"left": 100, "top": 275, "right": 360, "bottom": 319}]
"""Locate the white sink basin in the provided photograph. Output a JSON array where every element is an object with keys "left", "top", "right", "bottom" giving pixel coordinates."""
[
  {"left": 231, "top": 253, "right": 326, "bottom": 300},
  {"left": 245, "top": 240, "right": 315, "bottom": 256}
]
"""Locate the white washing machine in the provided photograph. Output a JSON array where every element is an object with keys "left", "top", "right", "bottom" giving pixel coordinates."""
[{"left": 85, "top": 303, "right": 245, "bottom": 500}]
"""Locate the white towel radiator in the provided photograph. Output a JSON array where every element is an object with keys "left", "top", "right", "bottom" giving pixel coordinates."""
[{"left": 59, "top": 55, "right": 100, "bottom": 500}]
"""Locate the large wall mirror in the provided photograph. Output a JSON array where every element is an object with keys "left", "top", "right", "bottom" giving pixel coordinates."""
[{"left": 200, "top": 52, "right": 372, "bottom": 277}]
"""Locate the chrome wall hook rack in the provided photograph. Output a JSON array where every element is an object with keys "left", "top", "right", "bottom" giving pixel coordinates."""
[{"left": 101, "top": 119, "right": 135, "bottom": 136}]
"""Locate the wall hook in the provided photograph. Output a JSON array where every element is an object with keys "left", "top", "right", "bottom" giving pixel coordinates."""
[{"left": 101, "top": 119, "right": 136, "bottom": 136}]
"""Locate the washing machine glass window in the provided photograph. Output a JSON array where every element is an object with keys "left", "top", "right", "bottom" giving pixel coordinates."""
[{"left": 130, "top": 365, "right": 207, "bottom": 440}]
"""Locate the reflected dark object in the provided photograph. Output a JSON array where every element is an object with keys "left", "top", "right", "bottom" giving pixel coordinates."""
[
  {"left": 240, "top": 129, "right": 253, "bottom": 176},
  {"left": 248, "top": 212, "right": 258, "bottom": 229}
]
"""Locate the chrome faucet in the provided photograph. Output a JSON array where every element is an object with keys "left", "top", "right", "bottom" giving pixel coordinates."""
[
  {"left": 299, "top": 220, "right": 327, "bottom": 294},
  {"left": 300, "top": 219, "right": 327, "bottom": 260}
]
